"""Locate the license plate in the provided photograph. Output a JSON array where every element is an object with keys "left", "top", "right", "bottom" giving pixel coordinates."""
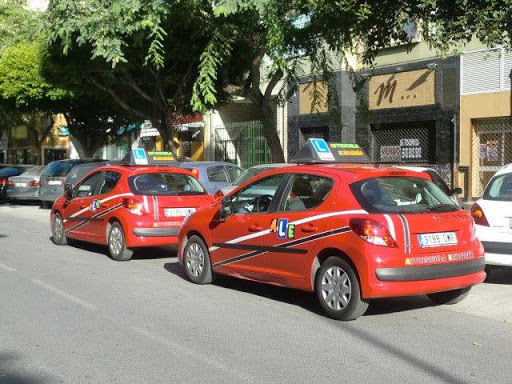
[
  {"left": 164, "top": 207, "right": 195, "bottom": 217},
  {"left": 48, "top": 180, "right": 61, "bottom": 185},
  {"left": 15, "top": 182, "right": 27, "bottom": 187},
  {"left": 418, "top": 232, "right": 457, "bottom": 248}
]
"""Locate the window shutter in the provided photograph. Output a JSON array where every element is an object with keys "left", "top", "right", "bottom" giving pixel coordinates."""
[
  {"left": 462, "top": 49, "right": 501, "bottom": 94},
  {"left": 503, "top": 50, "right": 512, "bottom": 90}
]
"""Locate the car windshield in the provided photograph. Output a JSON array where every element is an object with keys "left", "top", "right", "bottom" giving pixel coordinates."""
[
  {"left": 42, "top": 161, "right": 79, "bottom": 177},
  {"left": 128, "top": 172, "right": 206, "bottom": 195},
  {"left": 232, "top": 167, "right": 272, "bottom": 186},
  {"left": 483, "top": 173, "right": 512, "bottom": 201},
  {"left": 66, "top": 164, "right": 105, "bottom": 185},
  {"left": 351, "top": 176, "right": 458, "bottom": 214}
]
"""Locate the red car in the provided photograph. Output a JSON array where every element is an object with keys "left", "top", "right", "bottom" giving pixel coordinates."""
[
  {"left": 177, "top": 140, "right": 485, "bottom": 320},
  {"left": 51, "top": 151, "right": 214, "bottom": 261}
]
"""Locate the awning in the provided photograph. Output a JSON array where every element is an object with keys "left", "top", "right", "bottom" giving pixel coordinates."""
[{"left": 140, "top": 120, "right": 159, "bottom": 137}]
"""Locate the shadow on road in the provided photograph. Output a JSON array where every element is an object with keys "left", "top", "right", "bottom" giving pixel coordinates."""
[
  {"left": 0, "top": 352, "right": 55, "bottom": 383},
  {"left": 484, "top": 266, "right": 512, "bottom": 285}
]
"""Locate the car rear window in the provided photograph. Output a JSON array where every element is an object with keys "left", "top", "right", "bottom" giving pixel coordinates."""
[
  {"left": 483, "top": 173, "right": 512, "bottom": 201},
  {"left": 128, "top": 172, "right": 206, "bottom": 195},
  {"left": 42, "top": 161, "right": 80, "bottom": 177},
  {"left": 351, "top": 177, "right": 458, "bottom": 214},
  {"left": 21, "top": 166, "right": 44, "bottom": 176}
]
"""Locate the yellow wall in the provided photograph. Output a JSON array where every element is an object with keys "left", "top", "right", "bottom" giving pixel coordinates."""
[{"left": 459, "top": 91, "right": 511, "bottom": 166}]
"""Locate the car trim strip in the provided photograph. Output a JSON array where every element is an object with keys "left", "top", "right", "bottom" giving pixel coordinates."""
[
  {"left": 212, "top": 227, "right": 351, "bottom": 269},
  {"left": 398, "top": 214, "right": 411, "bottom": 254},
  {"left": 376, "top": 258, "right": 485, "bottom": 281},
  {"left": 65, "top": 203, "right": 123, "bottom": 234},
  {"left": 67, "top": 192, "right": 133, "bottom": 219},
  {"left": 208, "top": 209, "right": 367, "bottom": 253},
  {"left": 384, "top": 214, "right": 396, "bottom": 239},
  {"left": 152, "top": 196, "right": 159, "bottom": 221}
]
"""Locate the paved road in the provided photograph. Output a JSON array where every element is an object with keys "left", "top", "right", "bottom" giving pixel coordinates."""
[{"left": 1, "top": 203, "right": 511, "bottom": 383}]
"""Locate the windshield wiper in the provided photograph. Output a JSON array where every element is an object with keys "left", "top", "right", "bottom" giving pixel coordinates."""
[{"left": 426, "top": 204, "right": 456, "bottom": 213}]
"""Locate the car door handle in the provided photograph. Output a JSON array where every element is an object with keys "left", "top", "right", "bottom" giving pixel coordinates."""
[
  {"left": 301, "top": 225, "right": 318, "bottom": 233},
  {"left": 100, "top": 203, "right": 109, "bottom": 208},
  {"left": 248, "top": 225, "right": 263, "bottom": 232}
]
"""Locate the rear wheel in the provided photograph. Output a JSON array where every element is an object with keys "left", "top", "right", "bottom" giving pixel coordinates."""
[
  {"left": 108, "top": 222, "right": 133, "bottom": 261},
  {"left": 315, "top": 257, "right": 369, "bottom": 321},
  {"left": 428, "top": 287, "right": 471, "bottom": 305},
  {"left": 51, "top": 213, "right": 67, "bottom": 245},
  {"left": 183, "top": 235, "right": 214, "bottom": 284}
]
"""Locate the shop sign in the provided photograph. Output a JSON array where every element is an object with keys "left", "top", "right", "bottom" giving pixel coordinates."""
[
  {"left": 380, "top": 145, "right": 401, "bottom": 162},
  {"left": 400, "top": 138, "right": 422, "bottom": 160}
]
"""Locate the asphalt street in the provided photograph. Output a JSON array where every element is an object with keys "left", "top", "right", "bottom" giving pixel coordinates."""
[{"left": 0, "top": 203, "right": 511, "bottom": 383}]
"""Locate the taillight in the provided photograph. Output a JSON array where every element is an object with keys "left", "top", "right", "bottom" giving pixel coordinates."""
[
  {"left": 214, "top": 189, "right": 223, "bottom": 200},
  {"left": 471, "top": 203, "right": 490, "bottom": 226},
  {"left": 349, "top": 218, "right": 397, "bottom": 247},
  {"left": 0, "top": 179, "right": 12, "bottom": 187},
  {"left": 7, "top": 180, "right": 13, "bottom": 187},
  {"left": 122, "top": 197, "right": 146, "bottom": 215},
  {"left": 29, "top": 180, "right": 40, "bottom": 187},
  {"left": 190, "top": 168, "right": 200, "bottom": 179}
]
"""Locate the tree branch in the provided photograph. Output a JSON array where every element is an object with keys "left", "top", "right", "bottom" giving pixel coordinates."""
[
  {"left": 127, "top": 76, "right": 153, "bottom": 102},
  {"left": 264, "top": 68, "right": 283, "bottom": 101},
  {"left": 90, "top": 78, "right": 145, "bottom": 118}
]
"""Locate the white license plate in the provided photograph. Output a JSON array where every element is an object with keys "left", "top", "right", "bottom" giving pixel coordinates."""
[
  {"left": 48, "top": 180, "right": 61, "bottom": 185},
  {"left": 15, "top": 182, "right": 27, "bottom": 187},
  {"left": 418, "top": 232, "right": 457, "bottom": 248},
  {"left": 164, "top": 207, "right": 196, "bottom": 217}
]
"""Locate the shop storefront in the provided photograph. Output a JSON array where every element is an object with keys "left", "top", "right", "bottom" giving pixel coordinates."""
[{"left": 358, "top": 58, "right": 459, "bottom": 187}]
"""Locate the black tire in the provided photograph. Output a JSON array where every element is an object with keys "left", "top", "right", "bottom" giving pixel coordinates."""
[
  {"left": 107, "top": 222, "right": 133, "bottom": 261},
  {"left": 51, "top": 212, "right": 67, "bottom": 245},
  {"left": 428, "top": 287, "right": 471, "bottom": 305},
  {"left": 183, "top": 235, "right": 214, "bottom": 284},
  {"left": 315, "top": 256, "right": 369, "bottom": 321}
]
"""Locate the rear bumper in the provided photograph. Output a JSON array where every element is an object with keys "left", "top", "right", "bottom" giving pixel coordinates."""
[
  {"left": 480, "top": 241, "right": 512, "bottom": 266},
  {"left": 132, "top": 227, "right": 179, "bottom": 237},
  {"left": 7, "top": 189, "right": 39, "bottom": 200},
  {"left": 376, "top": 258, "right": 485, "bottom": 281}
]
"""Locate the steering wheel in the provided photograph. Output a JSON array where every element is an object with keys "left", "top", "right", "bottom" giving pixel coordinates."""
[{"left": 253, "top": 194, "right": 273, "bottom": 212}]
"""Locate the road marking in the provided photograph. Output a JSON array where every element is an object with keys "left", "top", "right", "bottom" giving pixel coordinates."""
[
  {"left": 0, "top": 262, "right": 16, "bottom": 272},
  {"left": 133, "top": 328, "right": 255, "bottom": 383},
  {"left": 31, "top": 279, "right": 98, "bottom": 311}
]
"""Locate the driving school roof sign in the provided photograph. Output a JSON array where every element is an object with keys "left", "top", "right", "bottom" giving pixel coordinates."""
[
  {"left": 290, "top": 138, "right": 370, "bottom": 164},
  {"left": 126, "top": 149, "right": 177, "bottom": 165}
]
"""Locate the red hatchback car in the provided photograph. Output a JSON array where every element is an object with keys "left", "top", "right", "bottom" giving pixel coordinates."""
[
  {"left": 51, "top": 152, "right": 214, "bottom": 261},
  {"left": 178, "top": 140, "right": 485, "bottom": 320}
]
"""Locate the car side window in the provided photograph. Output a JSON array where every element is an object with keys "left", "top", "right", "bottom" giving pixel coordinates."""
[
  {"left": 226, "top": 166, "right": 243, "bottom": 181},
  {"left": 281, "top": 174, "right": 334, "bottom": 211},
  {"left": 230, "top": 174, "right": 286, "bottom": 214},
  {"left": 207, "top": 166, "right": 229, "bottom": 182},
  {"left": 75, "top": 172, "right": 102, "bottom": 198},
  {"left": 98, "top": 171, "right": 121, "bottom": 195}
]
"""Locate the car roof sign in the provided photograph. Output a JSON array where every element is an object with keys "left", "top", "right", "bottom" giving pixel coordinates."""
[
  {"left": 121, "top": 149, "right": 178, "bottom": 166},
  {"left": 290, "top": 138, "right": 370, "bottom": 164}
]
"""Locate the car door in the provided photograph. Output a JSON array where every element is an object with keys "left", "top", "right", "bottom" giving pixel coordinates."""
[
  {"left": 208, "top": 173, "right": 288, "bottom": 281},
  {"left": 62, "top": 171, "right": 103, "bottom": 240},
  {"left": 87, "top": 171, "right": 123, "bottom": 238},
  {"left": 264, "top": 172, "right": 337, "bottom": 282}
]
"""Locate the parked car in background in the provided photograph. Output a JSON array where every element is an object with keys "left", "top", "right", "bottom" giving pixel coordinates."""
[
  {"left": 65, "top": 161, "right": 108, "bottom": 186},
  {"left": 51, "top": 160, "right": 214, "bottom": 261},
  {"left": 219, "top": 163, "right": 294, "bottom": 196},
  {"left": 0, "top": 165, "right": 35, "bottom": 201},
  {"left": 6, "top": 165, "right": 45, "bottom": 202},
  {"left": 180, "top": 161, "right": 245, "bottom": 194},
  {"left": 39, "top": 159, "right": 105, "bottom": 208},
  {"left": 394, "top": 166, "right": 463, "bottom": 208},
  {"left": 471, "top": 163, "right": 512, "bottom": 272}
]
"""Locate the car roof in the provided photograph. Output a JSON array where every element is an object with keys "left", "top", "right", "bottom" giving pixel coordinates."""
[
  {"left": 181, "top": 161, "right": 241, "bottom": 168},
  {"left": 247, "top": 163, "right": 292, "bottom": 169},
  {"left": 494, "top": 163, "right": 512, "bottom": 177},
  {"left": 90, "top": 164, "right": 194, "bottom": 175}
]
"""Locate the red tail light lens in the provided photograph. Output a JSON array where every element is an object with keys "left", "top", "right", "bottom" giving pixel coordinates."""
[
  {"left": 7, "top": 180, "right": 13, "bottom": 187},
  {"left": 349, "top": 218, "right": 397, "bottom": 247},
  {"left": 122, "top": 197, "right": 146, "bottom": 216},
  {"left": 471, "top": 203, "right": 490, "bottom": 226},
  {"left": 29, "top": 180, "right": 40, "bottom": 187}
]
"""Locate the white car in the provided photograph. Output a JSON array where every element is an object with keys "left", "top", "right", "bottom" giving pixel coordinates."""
[{"left": 471, "top": 163, "right": 512, "bottom": 269}]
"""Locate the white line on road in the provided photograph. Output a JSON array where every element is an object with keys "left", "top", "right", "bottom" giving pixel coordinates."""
[
  {"left": 0, "top": 262, "right": 16, "bottom": 272},
  {"left": 31, "top": 279, "right": 98, "bottom": 311},
  {"left": 133, "top": 328, "right": 255, "bottom": 383}
]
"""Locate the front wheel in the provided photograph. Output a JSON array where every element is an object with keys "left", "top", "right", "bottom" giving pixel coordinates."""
[
  {"left": 183, "top": 235, "right": 214, "bottom": 284},
  {"left": 108, "top": 222, "right": 133, "bottom": 261},
  {"left": 315, "top": 257, "right": 369, "bottom": 321},
  {"left": 428, "top": 287, "right": 471, "bottom": 305},
  {"left": 52, "top": 213, "right": 67, "bottom": 245}
]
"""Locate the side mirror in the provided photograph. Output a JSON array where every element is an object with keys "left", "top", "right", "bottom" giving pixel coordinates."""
[
  {"left": 64, "top": 182, "right": 73, "bottom": 201},
  {"left": 451, "top": 187, "right": 463, "bottom": 195},
  {"left": 219, "top": 196, "right": 232, "bottom": 222}
]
